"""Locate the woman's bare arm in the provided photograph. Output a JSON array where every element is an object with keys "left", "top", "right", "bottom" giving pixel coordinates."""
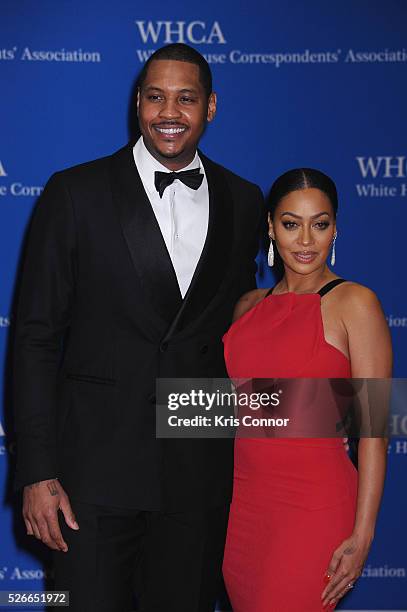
[{"left": 322, "top": 284, "right": 392, "bottom": 606}]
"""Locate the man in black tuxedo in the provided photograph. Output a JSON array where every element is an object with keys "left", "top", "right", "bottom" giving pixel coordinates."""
[{"left": 13, "top": 43, "right": 264, "bottom": 611}]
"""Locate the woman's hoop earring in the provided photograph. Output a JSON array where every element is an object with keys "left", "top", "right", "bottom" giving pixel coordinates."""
[
  {"left": 268, "top": 234, "right": 274, "bottom": 267},
  {"left": 331, "top": 232, "right": 337, "bottom": 266}
]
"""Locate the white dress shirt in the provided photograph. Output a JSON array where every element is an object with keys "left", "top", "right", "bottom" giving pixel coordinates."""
[{"left": 133, "top": 136, "right": 209, "bottom": 299}]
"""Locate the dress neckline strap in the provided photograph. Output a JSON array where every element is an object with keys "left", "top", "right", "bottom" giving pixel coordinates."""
[
  {"left": 264, "top": 278, "right": 346, "bottom": 299},
  {"left": 317, "top": 278, "right": 346, "bottom": 297},
  {"left": 264, "top": 285, "right": 276, "bottom": 298}
]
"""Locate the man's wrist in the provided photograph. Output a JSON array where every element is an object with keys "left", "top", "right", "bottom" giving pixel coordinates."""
[{"left": 25, "top": 477, "right": 58, "bottom": 489}]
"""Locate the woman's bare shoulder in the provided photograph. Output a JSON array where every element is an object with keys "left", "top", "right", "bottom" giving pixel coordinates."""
[
  {"left": 334, "top": 281, "right": 382, "bottom": 307},
  {"left": 332, "top": 281, "right": 385, "bottom": 323},
  {"left": 232, "top": 288, "right": 270, "bottom": 322},
  {"left": 333, "top": 282, "right": 392, "bottom": 376}
]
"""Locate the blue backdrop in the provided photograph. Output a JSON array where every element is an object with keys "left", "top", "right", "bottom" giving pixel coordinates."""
[{"left": 1, "top": 1, "right": 406, "bottom": 609}]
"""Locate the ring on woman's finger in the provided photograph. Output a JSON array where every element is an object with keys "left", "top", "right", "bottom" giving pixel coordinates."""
[{"left": 346, "top": 583, "right": 354, "bottom": 589}]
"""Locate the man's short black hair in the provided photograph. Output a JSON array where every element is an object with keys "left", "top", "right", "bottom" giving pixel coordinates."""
[{"left": 137, "top": 43, "right": 213, "bottom": 98}]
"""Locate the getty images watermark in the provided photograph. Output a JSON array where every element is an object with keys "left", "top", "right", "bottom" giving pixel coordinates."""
[
  {"left": 155, "top": 378, "right": 404, "bottom": 438},
  {"left": 166, "top": 385, "right": 289, "bottom": 430}
]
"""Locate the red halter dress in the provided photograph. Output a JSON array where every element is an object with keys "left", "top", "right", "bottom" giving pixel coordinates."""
[{"left": 222, "top": 279, "right": 358, "bottom": 611}]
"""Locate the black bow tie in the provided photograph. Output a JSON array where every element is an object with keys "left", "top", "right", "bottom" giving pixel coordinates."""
[{"left": 154, "top": 167, "right": 203, "bottom": 198}]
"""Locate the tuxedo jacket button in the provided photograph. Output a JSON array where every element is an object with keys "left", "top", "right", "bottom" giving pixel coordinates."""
[
  {"left": 200, "top": 344, "right": 208, "bottom": 354},
  {"left": 160, "top": 342, "right": 168, "bottom": 352}
]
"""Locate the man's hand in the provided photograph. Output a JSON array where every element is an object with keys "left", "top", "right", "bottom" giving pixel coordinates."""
[{"left": 22, "top": 479, "right": 79, "bottom": 551}]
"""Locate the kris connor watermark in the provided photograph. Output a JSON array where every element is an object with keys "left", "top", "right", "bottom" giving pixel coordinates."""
[{"left": 156, "top": 378, "right": 404, "bottom": 439}]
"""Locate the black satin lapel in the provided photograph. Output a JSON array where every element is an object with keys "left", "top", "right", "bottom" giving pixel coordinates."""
[
  {"left": 163, "top": 153, "right": 234, "bottom": 338},
  {"left": 110, "top": 145, "right": 182, "bottom": 324}
]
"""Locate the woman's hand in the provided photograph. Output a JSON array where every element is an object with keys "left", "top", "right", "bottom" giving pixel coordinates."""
[{"left": 321, "top": 532, "right": 373, "bottom": 608}]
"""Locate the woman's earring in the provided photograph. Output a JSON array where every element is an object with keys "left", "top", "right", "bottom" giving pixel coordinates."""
[
  {"left": 268, "top": 234, "right": 274, "bottom": 267},
  {"left": 331, "top": 232, "right": 337, "bottom": 266}
]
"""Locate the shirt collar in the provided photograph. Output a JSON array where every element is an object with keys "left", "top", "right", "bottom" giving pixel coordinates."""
[{"left": 133, "top": 136, "right": 203, "bottom": 197}]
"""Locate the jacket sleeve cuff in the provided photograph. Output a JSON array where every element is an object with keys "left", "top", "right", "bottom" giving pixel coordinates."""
[{"left": 13, "top": 436, "right": 57, "bottom": 492}]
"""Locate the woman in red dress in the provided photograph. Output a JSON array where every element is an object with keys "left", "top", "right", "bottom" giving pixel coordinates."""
[{"left": 222, "top": 168, "right": 392, "bottom": 611}]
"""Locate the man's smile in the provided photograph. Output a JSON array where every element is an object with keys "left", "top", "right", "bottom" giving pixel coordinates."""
[{"left": 153, "top": 125, "right": 188, "bottom": 136}]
